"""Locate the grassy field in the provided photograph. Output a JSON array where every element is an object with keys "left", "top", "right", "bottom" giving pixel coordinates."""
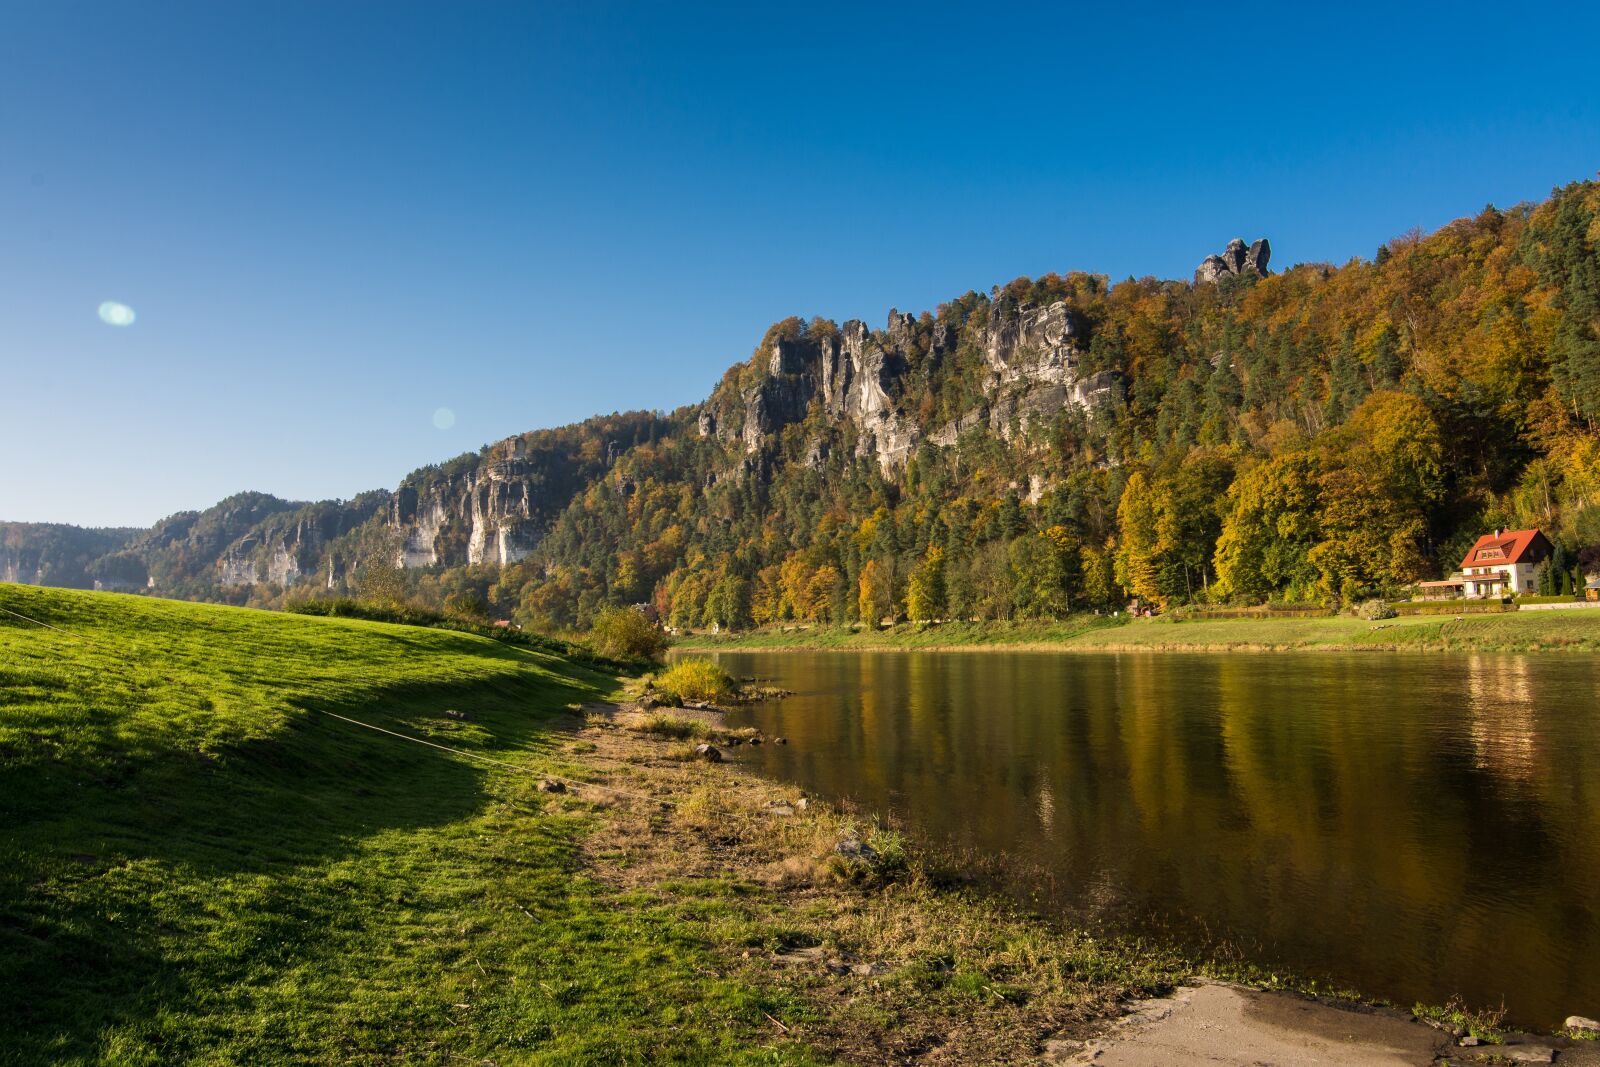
[
  {"left": 0, "top": 584, "right": 800, "bottom": 1064},
  {"left": 1, "top": 584, "right": 1209, "bottom": 1065},
  {"left": 674, "top": 608, "right": 1600, "bottom": 655}
]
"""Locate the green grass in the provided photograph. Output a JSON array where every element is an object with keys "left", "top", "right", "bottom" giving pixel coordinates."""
[
  {"left": 674, "top": 608, "right": 1600, "bottom": 654},
  {"left": 0, "top": 584, "right": 822, "bottom": 1065}
]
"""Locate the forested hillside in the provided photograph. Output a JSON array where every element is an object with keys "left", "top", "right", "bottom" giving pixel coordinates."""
[
  {"left": 8, "top": 180, "right": 1599, "bottom": 629},
  {"left": 496, "top": 179, "right": 1600, "bottom": 629}
]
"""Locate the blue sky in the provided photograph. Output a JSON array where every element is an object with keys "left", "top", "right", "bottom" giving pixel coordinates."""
[{"left": 4, "top": 1, "right": 1599, "bottom": 527}]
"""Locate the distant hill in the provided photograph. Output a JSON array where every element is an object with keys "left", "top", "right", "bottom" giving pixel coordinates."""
[{"left": 7, "top": 179, "right": 1599, "bottom": 625}]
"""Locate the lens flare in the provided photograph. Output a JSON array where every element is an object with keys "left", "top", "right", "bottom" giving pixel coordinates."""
[
  {"left": 432, "top": 407, "right": 456, "bottom": 430},
  {"left": 98, "top": 301, "right": 136, "bottom": 327}
]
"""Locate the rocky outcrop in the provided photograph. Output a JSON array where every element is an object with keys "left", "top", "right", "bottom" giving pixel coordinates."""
[
  {"left": 740, "top": 373, "right": 815, "bottom": 453},
  {"left": 393, "top": 459, "right": 545, "bottom": 569},
  {"left": 217, "top": 495, "right": 387, "bottom": 586},
  {"left": 1195, "top": 238, "right": 1271, "bottom": 284},
  {"left": 841, "top": 319, "right": 919, "bottom": 472},
  {"left": 721, "top": 298, "right": 1122, "bottom": 467},
  {"left": 721, "top": 316, "right": 921, "bottom": 473},
  {"left": 929, "top": 406, "right": 988, "bottom": 448},
  {"left": 983, "top": 299, "right": 1082, "bottom": 385},
  {"left": 980, "top": 299, "right": 1119, "bottom": 440}
]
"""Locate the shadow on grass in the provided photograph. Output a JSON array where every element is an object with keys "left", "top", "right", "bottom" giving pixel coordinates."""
[{"left": 0, "top": 642, "right": 614, "bottom": 1064}]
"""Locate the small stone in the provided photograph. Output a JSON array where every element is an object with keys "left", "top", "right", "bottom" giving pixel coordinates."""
[
  {"left": 849, "top": 961, "right": 887, "bottom": 977},
  {"left": 1459, "top": 1035, "right": 1480, "bottom": 1046},
  {"left": 444, "top": 708, "right": 470, "bottom": 720},
  {"left": 538, "top": 779, "right": 566, "bottom": 793},
  {"left": 693, "top": 744, "right": 723, "bottom": 763},
  {"left": 835, "top": 834, "right": 878, "bottom": 862},
  {"left": 794, "top": 797, "right": 809, "bottom": 810},
  {"left": 774, "top": 736, "right": 788, "bottom": 745},
  {"left": 748, "top": 736, "right": 763, "bottom": 745},
  {"left": 1501, "top": 1045, "right": 1555, "bottom": 1063},
  {"left": 1567, "top": 1015, "right": 1600, "bottom": 1032}
]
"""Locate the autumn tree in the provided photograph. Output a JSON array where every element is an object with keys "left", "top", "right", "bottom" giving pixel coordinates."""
[
  {"left": 1114, "top": 472, "right": 1162, "bottom": 605},
  {"left": 858, "top": 559, "right": 893, "bottom": 626},
  {"left": 906, "top": 546, "right": 946, "bottom": 622}
]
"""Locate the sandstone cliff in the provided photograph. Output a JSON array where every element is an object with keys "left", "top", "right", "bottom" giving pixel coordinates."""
[{"left": 702, "top": 296, "right": 1122, "bottom": 476}]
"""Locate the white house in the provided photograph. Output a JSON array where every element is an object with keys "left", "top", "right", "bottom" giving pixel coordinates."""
[{"left": 1458, "top": 529, "right": 1553, "bottom": 598}]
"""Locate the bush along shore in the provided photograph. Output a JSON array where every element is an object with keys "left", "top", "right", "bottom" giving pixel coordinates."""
[
  {"left": 672, "top": 607, "right": 1600, "bottom": 655},
  {"left": 4, "top": 583, "right": 1595, "bottom": 1064}
]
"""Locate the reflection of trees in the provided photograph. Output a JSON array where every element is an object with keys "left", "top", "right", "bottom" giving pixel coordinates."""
[
  {"left": 733, "top": 649, "right": 1600, "bottom": 1028},
  {"left": 1212, "top": 655, "right": 1472, "bottom": 961}
]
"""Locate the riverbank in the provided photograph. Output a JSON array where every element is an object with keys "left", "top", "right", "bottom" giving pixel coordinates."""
[
  {"left": 568, "top": 701, "right": 1600, "bottom": 1065},
  {"left": 5, "top": 584, "right": 1589, "bottom": 1063},
  {"left": 673, "top": 608, "right": 1600, "bottom": 655}
]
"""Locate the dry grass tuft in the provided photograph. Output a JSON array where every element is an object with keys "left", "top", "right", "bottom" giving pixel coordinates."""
[{"left": 631, "top": 712, "right": 710, "bottom": 740}]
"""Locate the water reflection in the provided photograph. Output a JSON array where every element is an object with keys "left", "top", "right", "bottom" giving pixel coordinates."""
[{"left": 713, "top": 651, "right": 1600, "bottom": 1029}]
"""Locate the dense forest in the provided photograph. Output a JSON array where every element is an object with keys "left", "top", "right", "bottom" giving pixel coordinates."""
[
  {"left": 8, "top": 180, "right": 1600, "bottom": 630},
  {"left": 482, "top": 179, "right": 1600, "bottom": 630}
]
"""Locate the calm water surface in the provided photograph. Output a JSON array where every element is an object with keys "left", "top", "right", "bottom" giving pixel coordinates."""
[{"left": 702, "top": 651, "right": 1600, "bottom": 1029}]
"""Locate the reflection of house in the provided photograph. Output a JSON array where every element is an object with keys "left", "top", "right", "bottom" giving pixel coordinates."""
[{"left": 1459, "top": 529, "right": 1552, "bottom": 597}]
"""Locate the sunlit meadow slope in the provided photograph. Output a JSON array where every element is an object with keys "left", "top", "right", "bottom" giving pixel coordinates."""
[{"left": 0, "top": 585, "right": 818, "bottom": 1065}]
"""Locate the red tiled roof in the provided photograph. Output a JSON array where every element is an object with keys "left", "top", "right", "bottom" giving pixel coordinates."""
[{"left": 1458, "top": 529, "right": 1547, "bottom": 571}]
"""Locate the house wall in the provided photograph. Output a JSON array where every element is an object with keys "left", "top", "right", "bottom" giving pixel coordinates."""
[
  {"left": 1463, "top": 562, "right": 1537, "bottom": 597},
  {"left": 1465, "top": 564, "right": 1506, "bottom": 598}
]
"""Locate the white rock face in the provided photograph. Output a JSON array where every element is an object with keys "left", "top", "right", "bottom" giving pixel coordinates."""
[
  {"left": 393, "top": 459, "right": 543, "bottom": 570},
  {"left": 0, "top": 552, "right": 37, "bottom": 584},
  {"left": 218, "top": 539, "right": 302, "bottom": 586},
  {"left": 724, "top": 301, "right": 1120, "bottom": 474},
  {"left": 398, "top": 495, "right": 450, "bottom": 568},
  {"left": 980, "top": 300, "right": 1118, "bottom": 441},
  {"left": 983, "top": 300, "right": 1081, "bottom": 386},
  {"left": 841, "top": 319, "right": 919, "bottom": 474}
]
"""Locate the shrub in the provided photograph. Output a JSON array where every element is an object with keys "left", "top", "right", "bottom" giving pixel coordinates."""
[
  {"left": 588, "top": 607, "right": 668, "bottom": 662},
  {"left": 1356, "top": 598, "right": 1398, "bottom": 620},
  {"left": 657, "top": 658, "right": 736, "bottom": 704},
  {"left": 824, "top": 823, "right": 910, "bottom": 888}
]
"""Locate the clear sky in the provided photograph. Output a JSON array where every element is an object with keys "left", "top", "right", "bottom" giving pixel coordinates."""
[{"left": 4, "top": 1, "right": 1599, "bottom": 527}]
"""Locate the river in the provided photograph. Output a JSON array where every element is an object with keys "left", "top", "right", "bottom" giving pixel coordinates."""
[{"left": 700, "top": 650, "right": 1600, "bottom": 1030}]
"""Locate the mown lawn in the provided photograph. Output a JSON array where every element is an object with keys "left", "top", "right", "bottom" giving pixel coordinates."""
[{"left": 0, "top": 584, "right": 821, "bottom": 1065}]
